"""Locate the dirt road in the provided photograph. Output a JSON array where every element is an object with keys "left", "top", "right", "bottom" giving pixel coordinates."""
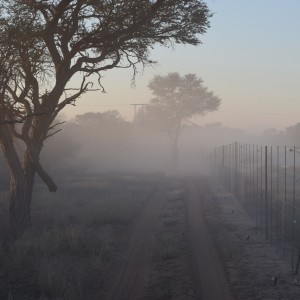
[
  {"left": 107, "top": 184, "right": 168, "bottom": 300},
  {"left": 187, "top": 179, "right": 235, "bottom": 300},
  {"left": 107, "top": 177, "right": 234, "bottom": 300}
]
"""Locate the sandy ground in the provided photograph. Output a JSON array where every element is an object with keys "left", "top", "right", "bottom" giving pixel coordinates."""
[
  {"left": 105, "top": 176, "right": 234, "bottom": 300},
  {"left": 187, "top": 179, "right": 234, "bottom": 300},
  {"left": 106, "top": 183, "right": 169, "bottom": 300},
  {"left": 104, "top": 175, "right": 300, "bottom": 300},
  {"left": 203, "top": 177, "right": 300, "bottom": 300}
]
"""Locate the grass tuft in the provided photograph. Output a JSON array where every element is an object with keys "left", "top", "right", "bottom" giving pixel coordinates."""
[
  {"left": 0, "top": 173, "right": 160, "bottom": 298},
  {"left": 37, "top": 256, "right": 82, "bottom": 300}
]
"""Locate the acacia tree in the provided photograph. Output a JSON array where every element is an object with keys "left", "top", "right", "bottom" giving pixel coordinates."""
[
  {"left": 138, "top": 72, "right": 221, "bottom": 170},
  {"left": 0, "top": 0, "right": 212, "bottom": 235}
]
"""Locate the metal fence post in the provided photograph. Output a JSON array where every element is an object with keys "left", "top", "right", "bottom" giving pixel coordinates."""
[
  {"left": 292, "top": 146, "right": 296, "bottom": 269},
  {"left": 256, "top": 145, "right": 259, "bottom": 226},
  {"left": 260, "top": 145, "right": 263, "bottom": 231},
  {"left": 270, "top": 146, "right": 273, "bottom": 242},
  {"left": 252, "top": 144, "right": 255, "bottom": 218},
  {"left": 276, "top": 146, "right": 280, "bottom": 251},
  {"left": 284, "top": 145, "right": 287, "bottom": 257},
  {"left": 265, "top": 146, "right": 268, "bottom": 239}
]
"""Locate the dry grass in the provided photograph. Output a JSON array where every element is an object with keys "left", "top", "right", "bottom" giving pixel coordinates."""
[
  {"left": 0, "top": 173, "right": 160, "bottom": 299},
  {"left": 37, "top": 256, "right": 83, "bottom": 300}
]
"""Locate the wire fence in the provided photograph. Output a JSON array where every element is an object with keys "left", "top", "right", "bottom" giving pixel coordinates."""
[{"left": 211, "top": 142, "right": 300, "bottom": 274}]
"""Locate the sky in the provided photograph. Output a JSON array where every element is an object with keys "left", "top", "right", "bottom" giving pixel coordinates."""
[{"left": 64, "top": 0, "right": 300, "bottom": 135}]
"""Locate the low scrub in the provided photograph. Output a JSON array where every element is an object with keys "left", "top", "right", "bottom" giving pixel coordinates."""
[{"left": 0, "top": 173, "right": 159, "bottom": 299}]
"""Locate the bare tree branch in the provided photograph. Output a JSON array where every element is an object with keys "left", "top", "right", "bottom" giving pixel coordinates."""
[
  {"left": 35, "top": 161, "right": 58, "bottom": 192},
  {"left": 45, "top": 128, "right": 62, "bottom": 139},
  {"left": 0, "top": 112, "right": 47, "bottom": 125},
  {"left": 0, "top": 0, "right": 212, "bottom": 232}
]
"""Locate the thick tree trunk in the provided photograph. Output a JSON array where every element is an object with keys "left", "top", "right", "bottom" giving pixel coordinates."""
[
  {"left": 10, "top": 150, "right": 37, "bottom": 236},
  {"left": 6, "top": 154, "right": 37, "bottom": 237},
  {"left": 9, "top": 175, "right": 34, "bottom": 236},
  {"left": 0, "top": 115, "right": 57, "bottom": 236},
  {"left": 0, "top": 126, "right": 36, "bottom": 236}
]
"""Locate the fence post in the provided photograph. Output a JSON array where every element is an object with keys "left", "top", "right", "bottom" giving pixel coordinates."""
[
  {"left": 256, "top": 145, "right": 259, "bottom": 226},
  {"left": 245, "top": 144, "right": 248, "bottom": 207},
  {"left": 270, "top": 146, "right": 273, "bottom": 242},
  {"left": 244, "top": 144, "right": 246, "bottom": 203},
  {"left": 213, "top": 143, "right": 300, "bottom": 268},
  {"left": 276, "top": 146, "right": 279, "bottom": 251},
  {"left": 260, "top": 145, "right": 263, "bottom": 230},
  {"left": 252, "top": 144, "right": 255, "bottom": 218},
  {"left": 284, "top": 146, "right": 287, "bottom": 257},
  {"left": 265, "top": 146, "right": 268, "bottom": 239},
  {"left": 235, "top": 142, "right": 238, "bottom": 197},
  {"left": 292, "top": 146, "right": 296, "bottom": 269}
]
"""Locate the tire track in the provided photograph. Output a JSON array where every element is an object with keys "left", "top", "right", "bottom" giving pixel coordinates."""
[
  {"left": 107, "top": 184, "right": 167, "bottom": 300},
  {"left": 186, "top": 178, "right": 235, "bottom": 300}
]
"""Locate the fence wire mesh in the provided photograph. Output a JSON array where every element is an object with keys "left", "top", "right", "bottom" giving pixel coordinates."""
[{"left": 211, "top": 142, "right": 300, "bottom": 273}]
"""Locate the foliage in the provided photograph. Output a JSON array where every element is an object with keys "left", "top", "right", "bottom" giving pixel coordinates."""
[
  {"left": 145, "top": 72, "right": 220, "bottom": 123},
  {"left": 0, "top": 0, "right": 213, "bottom": 129},
  {"left": 137, "top": 72, "right": 221, "bottom": 169},
  {"left": 0, "top": 0, "right": 213, "bottom": 138},
  {"left": 285, "top": 123, "right": 300, "bottom": 144},
  {"left": 74, "top": 110, "right": 127, "bottom": 127},
  {"left": 0, "top": 0, "right": 213, "bottom": 231}
]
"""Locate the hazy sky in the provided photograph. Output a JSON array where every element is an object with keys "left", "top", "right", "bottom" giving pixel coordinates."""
[{"left": 64, "top": 0, "right": 300, "bottom": 134}]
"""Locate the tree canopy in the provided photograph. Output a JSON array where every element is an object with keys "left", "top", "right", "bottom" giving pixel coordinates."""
[
  {"left": 0, "top": 0, "right": 212, "bottom": 125},
  {"left": 0, "top": 0, "right": 213, "bottom": 233},
  {"left": 138, "top": 72, "right": 221, "bottom": 170},
  {"left": 140, "top": 72, "right": 220, "bottom": 132},
  {"left": 74, "top": 111, "right": 127, "bottom": 127}
]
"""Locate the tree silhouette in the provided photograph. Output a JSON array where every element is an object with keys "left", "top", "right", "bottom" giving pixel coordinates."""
[
  {"left": 138, "top": 72, "right": 221, "bottom": 171},
  {"left": 0, "top": 0, "right": 212, "bottom": 234}
]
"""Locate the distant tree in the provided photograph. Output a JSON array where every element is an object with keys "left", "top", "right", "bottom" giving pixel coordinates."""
[
  {"left": 0, "top": 0, "right": 212, "bottom": 234},
  {"left": 74, "top": 110, "right": 131, "bottom": 154},
  {"left": 262, "top": 128, "right": 278, "bottom": 137},
  {"left": 74, "top": 111, "right": 126, "bottom": 127},
  {"left": 285, "top": 123, "right": 300, "bottom": 145},
  {"left": 72, "top": 111, "right": 133, "bottom": 171},
  {"left": 138, "top": 73, "right": 221, "bottom": 170}
]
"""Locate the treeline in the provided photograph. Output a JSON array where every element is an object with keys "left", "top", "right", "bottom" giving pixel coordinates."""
[{"left": 1, "top": 111, "right": 299, "bottom": 192}]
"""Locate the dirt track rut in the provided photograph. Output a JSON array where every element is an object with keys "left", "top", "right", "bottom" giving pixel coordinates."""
[
  {"left": 187, "top": 179, "right": 235, "bottom": 300},
  {"left": 107, "top": 177, "right": 234, "bottom": 300},
  {"left": 108, "top": 185, "right": 167, "bottom": 300}
]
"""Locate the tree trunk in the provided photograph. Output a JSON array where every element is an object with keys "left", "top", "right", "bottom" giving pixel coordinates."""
[
  {"left": 0, "top": 126, "right": 36, "bottom": 236},
  {"left": 0, "top": 115, "right": 57, "bottom": 236},
  {"left": 169, "top": 122, "right": 182, "bottom": 173},
  {"left": 7, "top": 154, "right": 36, "bottom": 237},
  {"left": 9, "top": 173, "right": 34, "bottom": 236},
  {"left": 171, "top": 143, "right": 179, "bottom": 172}
]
